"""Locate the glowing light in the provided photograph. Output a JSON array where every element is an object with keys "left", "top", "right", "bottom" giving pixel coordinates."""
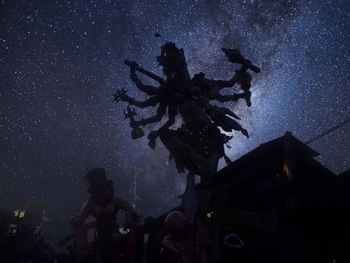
[
  {"left": 14, "top": 210, "right": 26, "bottom": 219},
  {"left": 206, "top": 211, "right": 214, "bottom": 219},
  {"left": 19, "top": 211, "right": 26, "bottom": 218},
  {"left": 283, "top": 163, "right": 292, "bottom": 179},
  {"left": 119, "top": 227, "right": 130, "bottom": 234}
]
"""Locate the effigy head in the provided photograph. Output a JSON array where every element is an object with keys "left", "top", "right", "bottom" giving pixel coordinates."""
[
  {"left": 157, "top": 42, "right": 190, "bottom": 82},
  {"left": 164, "top": 210, "right": 190, "bottom": 237}
]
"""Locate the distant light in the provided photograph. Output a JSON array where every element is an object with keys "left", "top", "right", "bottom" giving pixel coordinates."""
[
  {"left": 206, "top": 211, "right": 214, "bottom": 219},
  {"left": 283, "top": 163, "right": 293, "bottom": 179},
  {"left": 14, "top": 210, "right": 26, "bottom": 219},
  {"left": 119, "top": 227, "right": 130, "bottom": 234},
  {"left": 19, "top": 211, "right": 26, "bottom": 218}
]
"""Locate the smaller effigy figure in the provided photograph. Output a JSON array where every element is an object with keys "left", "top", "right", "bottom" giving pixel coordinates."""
[
  {"left": 70, "top": 168, "right": 136, "bottom": 263},
  {"left": 160, "top": 211, "right": 192, "bottom": 263}
]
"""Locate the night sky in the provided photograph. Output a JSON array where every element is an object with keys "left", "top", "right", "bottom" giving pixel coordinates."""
[{"left": 1, "top": 0, "right": 350, "bottom": 240}]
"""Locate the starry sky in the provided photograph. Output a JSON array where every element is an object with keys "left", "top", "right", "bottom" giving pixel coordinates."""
[{"left": 1, "top": 0, "right": 350, "bottom": 240}]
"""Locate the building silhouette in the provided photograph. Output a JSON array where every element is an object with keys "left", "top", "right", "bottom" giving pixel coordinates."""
[{"left": 142, "top": 132, "right": 350, "bottom": 263}]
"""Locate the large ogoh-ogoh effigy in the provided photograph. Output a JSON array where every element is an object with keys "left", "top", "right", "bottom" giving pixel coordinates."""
[
  {"left": 116, "top": 42, "right": 259, "bottom": 177},
  {"left": 115, "top": 41, "right": 260, "bottom": 221}
]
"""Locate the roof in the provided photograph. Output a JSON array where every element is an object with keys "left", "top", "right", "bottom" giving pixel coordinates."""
[
  {"left": 339, "top": 169, "right": 350, "bottom": 177},
  {"left": 207, "top": 131, "right": 332, "bottom": 189},
  {"left": 146, "top": 132, "right": 336, "bottom": 227}
]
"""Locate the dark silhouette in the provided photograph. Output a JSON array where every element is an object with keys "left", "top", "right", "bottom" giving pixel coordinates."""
[{"left": 115, "top": 42, "right": 260, "bottom": 182}]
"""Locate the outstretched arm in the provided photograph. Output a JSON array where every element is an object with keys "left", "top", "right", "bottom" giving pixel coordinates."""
[
  {"left": 212, "top": 67, "right": 253, "bottom": 88},
  {"left": 125, "top": 59, "right": 165, "bottom": 84},
  {"left": 147, "top": 106, "right": 177, "bottom": 149},
  {"left": 214, "top": 93, "right": 239, "bottom": 103},
  {"left": 212, "top": 76, "right": 238, "bottom": 88},
  {"left": 160, "top": 106, "right": 177, "bottom": 130},
  {"left": 118, "top": 91, "right": 160, "bottom": 108},
  {"left": 130, "top": 68, "right": 161, "bottom": 96},
  {"left": 132, "top": 102, "right": 167, "bottom": 127},
  {"left": 213, "top": 92, "right": 250, "bottom": 105}
]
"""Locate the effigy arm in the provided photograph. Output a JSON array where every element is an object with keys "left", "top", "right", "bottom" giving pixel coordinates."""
[
  {"left": 130, "top": 67, "right": 161, "bottom": 95},
  {"left": 132, "top": 103, "right": 167, "bottom": 127}
]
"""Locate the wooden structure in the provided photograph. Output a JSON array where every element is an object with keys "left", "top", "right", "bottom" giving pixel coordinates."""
[{"left": 141, "top": 132, "right": 350, "bottom": 263}]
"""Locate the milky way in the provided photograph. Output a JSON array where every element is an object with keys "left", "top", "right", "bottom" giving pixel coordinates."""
[{"left": 1, "top": 0, "right": 350, "bottom": 240}]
